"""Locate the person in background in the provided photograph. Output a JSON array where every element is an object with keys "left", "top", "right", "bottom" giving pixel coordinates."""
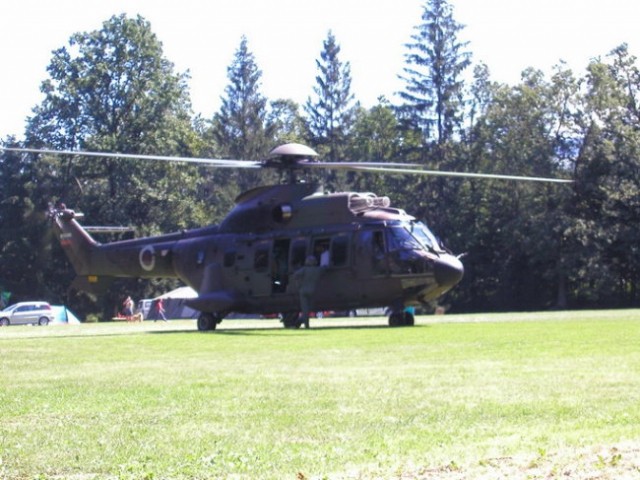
[
  {"left": 123, "top": 296, "right": 134, "bottom": 318},
  {"left": 154, "top": 298, "right": 168, "bottom": 322}
]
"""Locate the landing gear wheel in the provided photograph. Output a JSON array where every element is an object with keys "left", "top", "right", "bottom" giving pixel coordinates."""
[
  {"left": 197, "top": 312, "right": 218, "bottom": 331},
  {"left": 281, "top": 312, "right": 302, "bottom": 329},
  {"left": 403, "top": 312, "right": 415, "bottom": 326},
  {"left": 388, "top": 311, "right": 414, "bottom": 327},
  {"left": 388, "top": 312, "right": 403, "bottom": 327}
]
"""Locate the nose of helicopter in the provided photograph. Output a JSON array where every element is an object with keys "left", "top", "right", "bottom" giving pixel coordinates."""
[{"left": 434, "top": 255, "right": 464, "bottom": 288}]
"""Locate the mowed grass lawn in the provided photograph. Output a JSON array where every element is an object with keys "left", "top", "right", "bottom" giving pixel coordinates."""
[{"left": 1, "top": 310, "right": 639, "bottom": 479}]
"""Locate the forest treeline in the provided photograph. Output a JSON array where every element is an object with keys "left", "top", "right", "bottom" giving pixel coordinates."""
[{"left": 1, "top": 0, "right": 639, "bottom": 317}]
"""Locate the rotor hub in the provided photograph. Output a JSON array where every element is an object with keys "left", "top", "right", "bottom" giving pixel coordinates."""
[{"left": 262, "top": 143, "right": 319, "bottom": 170}]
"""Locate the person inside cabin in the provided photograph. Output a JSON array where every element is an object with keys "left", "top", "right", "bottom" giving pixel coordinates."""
[{"left": 314, "top": 239, "right": 331, "bottom": 267}]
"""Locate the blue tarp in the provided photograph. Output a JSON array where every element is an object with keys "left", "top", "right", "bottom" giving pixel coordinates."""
[{"left": 51, "top": 305, "right": 81, "bottom": 324}]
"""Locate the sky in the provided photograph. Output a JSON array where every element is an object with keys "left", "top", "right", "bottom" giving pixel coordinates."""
[{"left": 1, "top": 0, "right": 639, "bottom": 139}]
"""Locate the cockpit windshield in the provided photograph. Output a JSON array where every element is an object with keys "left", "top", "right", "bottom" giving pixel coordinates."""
[
  {"left": 386, "top": 226, "right": 422, "bottom": 251},
  {"left": 410, "top": 221, "right": 440, "bottom": 251}
]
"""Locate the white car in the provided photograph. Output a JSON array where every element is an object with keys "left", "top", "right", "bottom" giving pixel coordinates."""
[{"left": 0, "top": 302, "right": 55, "bottom": 326}]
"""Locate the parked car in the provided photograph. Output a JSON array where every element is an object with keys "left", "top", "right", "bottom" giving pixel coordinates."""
[
  {"left": 0, "top": 302, "right": 55, "bottom": 326},
  {"left": 137, "top": 299, "right": 153, "bottom": 319}
]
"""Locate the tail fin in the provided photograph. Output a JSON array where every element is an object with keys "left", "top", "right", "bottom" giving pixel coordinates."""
[{"left": 49, "top": 203, "right": 99, "bottom": 276}]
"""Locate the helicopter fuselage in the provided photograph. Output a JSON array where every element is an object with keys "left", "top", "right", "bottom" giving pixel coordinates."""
[{"left": 52, "top": 183, "right": 464, "bottom": 329}]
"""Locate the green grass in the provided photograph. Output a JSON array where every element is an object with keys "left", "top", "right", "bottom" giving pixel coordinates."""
[{"left": 1, "top": 311, "right": 639, "bottom": 479}]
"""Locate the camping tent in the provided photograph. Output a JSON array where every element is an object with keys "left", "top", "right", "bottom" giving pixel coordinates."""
[
  {"left": 51, "top": 305, "right": 81, "bottom": 324},
  {"left": 147, "top": 286, "right": 199, "bottom": 320}
]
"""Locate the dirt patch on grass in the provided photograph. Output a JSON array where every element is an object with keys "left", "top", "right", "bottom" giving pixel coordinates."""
[{"left": 322, "top": 443, "right": 640, "bottom": 479}]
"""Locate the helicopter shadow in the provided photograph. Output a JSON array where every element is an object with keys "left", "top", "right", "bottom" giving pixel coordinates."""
[{"left": 148, "top": 322, "right": 422, "bottom": 336}]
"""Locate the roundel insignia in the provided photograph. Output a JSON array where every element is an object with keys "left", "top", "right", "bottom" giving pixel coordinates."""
[{"left": 139, "top": 245, "right": 156, "bottom": 271}]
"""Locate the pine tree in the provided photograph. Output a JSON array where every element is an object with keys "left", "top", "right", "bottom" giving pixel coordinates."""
[
  {"left": 305, "top": 31, "right": 357, "bottom": 162},
  {"left": 212, "top": 36, "right": 272, "bottom": 161},
  {"left": 398, "top": 0, "right": 471, "bottom": 150}
]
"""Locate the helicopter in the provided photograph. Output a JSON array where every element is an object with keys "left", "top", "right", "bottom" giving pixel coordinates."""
[{"left": 2, "top": 143, "right": 572, "bottom": 330}]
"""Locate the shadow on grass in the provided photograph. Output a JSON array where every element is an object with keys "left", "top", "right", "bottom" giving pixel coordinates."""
[
  {"left": 1, "top": 320, "right": 423, "bottom": 341},
  {"left": 150, "top": 322, "right": 416, "bottom": 336}
]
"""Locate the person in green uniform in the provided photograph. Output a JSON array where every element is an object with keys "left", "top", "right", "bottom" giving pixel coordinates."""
[{"left": 291, "top": 255, "right": 325, "bottom": 328}]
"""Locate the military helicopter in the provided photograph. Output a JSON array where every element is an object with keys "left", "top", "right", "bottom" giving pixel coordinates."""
[{"left": 3, "top": 143, "right": 571, "bottom": 330}]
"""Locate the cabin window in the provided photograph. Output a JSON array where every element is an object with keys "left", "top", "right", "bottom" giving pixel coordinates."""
[
  {"left": 331, "top": 235, "right": 349, "bottom": 267},
  {"left": 313, "top": 238, "right": 331, "bottom": 266}
]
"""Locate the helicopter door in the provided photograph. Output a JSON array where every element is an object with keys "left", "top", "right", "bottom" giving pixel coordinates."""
[
  {"left": 272, "top": 239, "right": 290, "bottom": 294},
  {"left": 356, "top": 229, "right": 387, "bottom": 277},
  {"left": 290, "top": 238, "right": 308, "bottom": 272},
  {"left": 250, "top": 240, "right": 272, "bottom": 297}
]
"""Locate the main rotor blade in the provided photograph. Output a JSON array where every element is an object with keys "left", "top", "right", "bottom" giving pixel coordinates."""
[
  {"left": 1, "top": 147, "right": 261, "bottom": 168},
  {"left": 343, "top": 165, "right": 574, "bottom": 183},
  {"left": 2, "top": 146, "right": 573, "bottom": 182},
  {"left": 301, "top": 161, "right": 572, "bottom": 183},
  {"left": 303, "top": 161, "right": 424, "bottom": 169}
]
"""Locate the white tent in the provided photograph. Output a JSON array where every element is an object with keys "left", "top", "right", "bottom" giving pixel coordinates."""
[
  {"left": 157, "top": 286, "right": 197, "bottom": 299},
  {"left": 147, "top": 286, "right": 199, "bottom": 320}
]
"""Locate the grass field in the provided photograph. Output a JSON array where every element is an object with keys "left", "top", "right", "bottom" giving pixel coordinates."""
[{"left": 1, "top": 310, "right": 639, "bottom": 479}]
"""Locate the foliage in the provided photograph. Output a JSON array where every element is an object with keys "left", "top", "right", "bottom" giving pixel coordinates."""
[
  {"left": 2, "top": 1, "right": 640, "bottom": 314},
  {"left": 209, "top": 35, "right": 277, "bottom": 192},
  {"left": 10, "top": 14, "right": 205, "bottom": 315},
  {"left": 569, "top": 44, "right": 640, "bottom": 306},
  {"left": 211, "top": 36, "right": 273, "bottom": 161},
  {"left": 305, "top": 30, "right": 357, "bottom": 161},
  {"left": 398, "top": 0, "right": 471, "bottom": 149}
]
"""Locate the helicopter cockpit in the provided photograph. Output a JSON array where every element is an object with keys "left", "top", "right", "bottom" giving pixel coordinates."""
[{"left": 384, "top": 221, "right": 443, "bottom": 275}]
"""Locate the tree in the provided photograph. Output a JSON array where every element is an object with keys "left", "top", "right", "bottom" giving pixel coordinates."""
[
  {"left": 211, "top": 35, "right": 273, "bottom": 161},
  {"left": 208, "top": 36, "right": 276, "bottom": 194},
  {"left": 267, "top": 99, "right": 308, "bottom": 146},
  {"left": 569, "top": 44, "right": 640, "bottom": 307},
  {"left": 305, "top": 31, "right": 357, "bottom": 162},
  {"left": 22, "top": 14, "right": 203, "bottom": 316},
  {"left": 346, "top": 100, "right": 403, "bottom": 194},
  {"left": 0, "top": 139, "right": 51, "bottom": 301},
  {"left": 25, "top": 14, "right": 199, "bottom": 225},
  {"left": 398, "top": 0, "right": 471, "bottom": 151}
]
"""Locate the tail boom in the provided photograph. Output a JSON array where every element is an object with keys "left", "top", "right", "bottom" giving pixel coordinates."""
[{"left": 50, "top": 205, "right": 178, "bottom": 281}]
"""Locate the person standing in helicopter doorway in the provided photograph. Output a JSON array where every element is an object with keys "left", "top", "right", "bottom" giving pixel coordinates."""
[{"left": 291, "top": 255, "right": 325, "bottom": 328}]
